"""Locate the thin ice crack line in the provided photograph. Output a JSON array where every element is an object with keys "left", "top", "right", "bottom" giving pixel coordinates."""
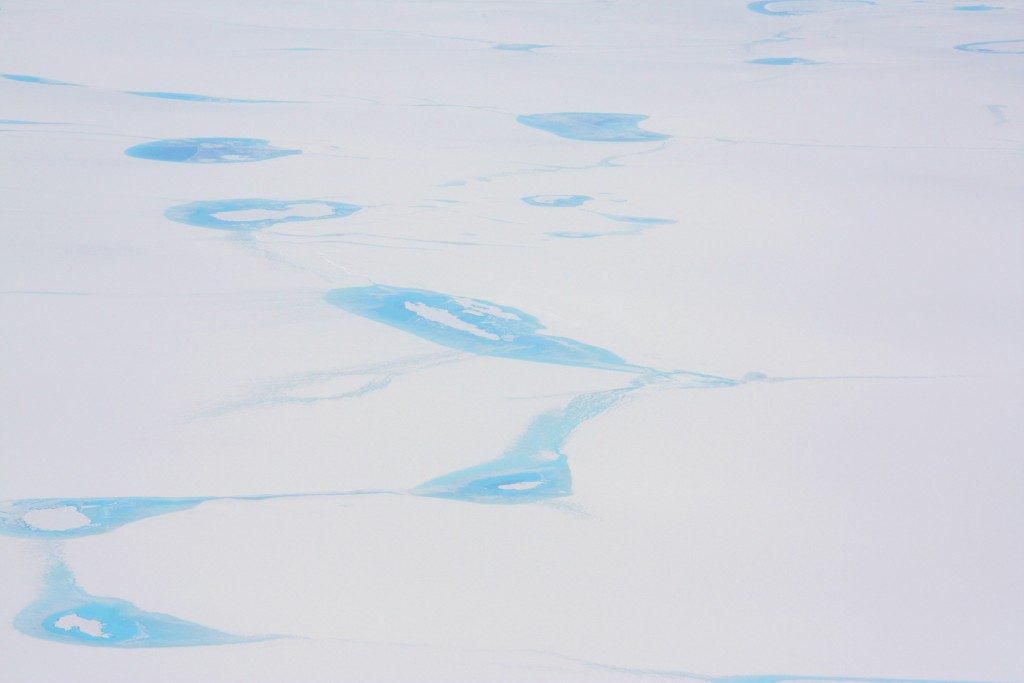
[
  {"left": 703, "top": 136, "right": 1022, "bottom": 153},
  {"left": 471, "top": 142, "right": 670, "bottom": 184}
]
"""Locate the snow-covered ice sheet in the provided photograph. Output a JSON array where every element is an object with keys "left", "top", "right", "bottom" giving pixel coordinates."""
[{"left": 1, "top": 0, "right": 1022, "bottom": 681}]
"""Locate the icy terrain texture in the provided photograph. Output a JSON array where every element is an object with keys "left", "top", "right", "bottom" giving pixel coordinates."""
[{"left": 1, "top": 0, "right": 1022, "bottom": 681}]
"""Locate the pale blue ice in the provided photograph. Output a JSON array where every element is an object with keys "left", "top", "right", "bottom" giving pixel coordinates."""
[
  {"left": 521, "top": 194, "right": 592, "bottom": 207},
  {"left": 124, "top": 137, "right": 301, "bottom": 163},
  {"left": 517, "top": 113, "right": 671, "bottom": 142},
  {"left": 492, "top": 43, "right": 549, "bottom": 52},
  {"left": 953, "top": 4, "right": 1001, "bottom": 10},
  {"left": 747, "top": 0, "right": 874, "bottom": 17},
  {"left": 15, "top": 562, "right": 269, "bottom": 647},
  {"left": 126, "top": 91, "right": 283, "bottom": 103},
  {"left": 325, "top": 285, "right": 632, "bottom": 370},
  {"left": 1, "top": 73, "right": 79, "bottom": 86},
  {"left": 548, "top": 213, "right": 675, "bottom": 239},
  {"left": 752, "top": 30, "right": 799, "bottom": 45},
  {"left": 955, "top": 39, "right": 1024, "bottom": 54},
  {"left": 598, "top": 213, "right": 676, "bottom": 225},
  {"left": 165, "top": 199, "right": 362, "bottom": 231},
  {"left": 547, "top": 231, "right": 607, "bottom": 239},
  {"left": 747, "top": 57, "right": 818, "bottom": 65},
  {"left": 715, "top": 676, "right": 992, "bottom": 683}
]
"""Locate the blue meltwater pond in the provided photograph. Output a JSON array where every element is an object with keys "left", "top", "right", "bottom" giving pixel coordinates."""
[
  {"left": 15, "top": 563, "right": 271, "bottom": 647},
  {"left": 124, "top": 138, "right": 301, "bottom": 163},
  {"left": 746, "top": 0, "right": 874, "bottom": 16},
  {"left": 516, "top": 113, "right": 670, "bottom": 142},
  {"left": 165, "top": 199, "right": 361, "bottom": 231},
  {"left": 521, "top": 194, "right": 592, "bottom": 207},
  {"left": 324, "top": 284, "right": 632, "bottom": 370}
]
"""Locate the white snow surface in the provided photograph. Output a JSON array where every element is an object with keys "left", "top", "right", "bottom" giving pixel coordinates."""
[{"left": 1, "top": 1, "right": 1022, "bottom": 682}]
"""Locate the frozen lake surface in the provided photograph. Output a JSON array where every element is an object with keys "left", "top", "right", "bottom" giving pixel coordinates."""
[{"left": 1, "top": 1, "right": 1022, "bottom": 681}]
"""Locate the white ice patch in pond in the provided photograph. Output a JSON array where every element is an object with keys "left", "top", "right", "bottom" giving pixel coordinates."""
[
  {"left": 53, "top": 613, "right": 109, "bottom": 638},
  {"left": 452, "top": 297, "right": 521, "bottom": 320},
  {"left": 22, "top": 506, "right": 90, "bottom": 531},
  {"left": 496, "top": 480, "right": 543, "bottom": 490},
  {"left": 404, "top": 303, "right": 505, "bottom": 340},
  {"left": 211, "top": 203, "right": 337, "bottom": 222}
]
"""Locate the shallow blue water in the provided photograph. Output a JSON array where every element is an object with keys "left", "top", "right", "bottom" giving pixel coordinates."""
[
  {"left": 165, "top": 199, "right": 362, "bottom": 231},
  {"left": 493, "top": 43, "right": 549, "bottom": 52},
  {"left": 521, "top": 194, "right": 592, "bottom": 207},
  {"left": 747, "top": 57, "right": 818, "bottom": 65},
  {"left": 124, "top": 137, "right": 301, "bottom": 163},
  {"left": 15, "top": 562, "right": 268, "bottom": 647},
  {"left": 954, "top": 39, "right": 1024, "bottom": 54},
  {"left": 517, "top": 113, "right": 671, "bottom": 142},
  {"left": 747, "top": 0, "right": 874, "bottom": 17},
  {"left": 954, "top": 4, "right": 1001, "bottom": 10},
  {"left": 414, "top": 381, "right": 642, "bottom": 503},
  {"left": 325, "top": 284, "right": 631, "bottom": 370},
  {"left": 1, "top": 73, "right": 79, "bottom": 86},
  {"left": 126, "top": 91, "right": 283, "bottom": 103}
]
